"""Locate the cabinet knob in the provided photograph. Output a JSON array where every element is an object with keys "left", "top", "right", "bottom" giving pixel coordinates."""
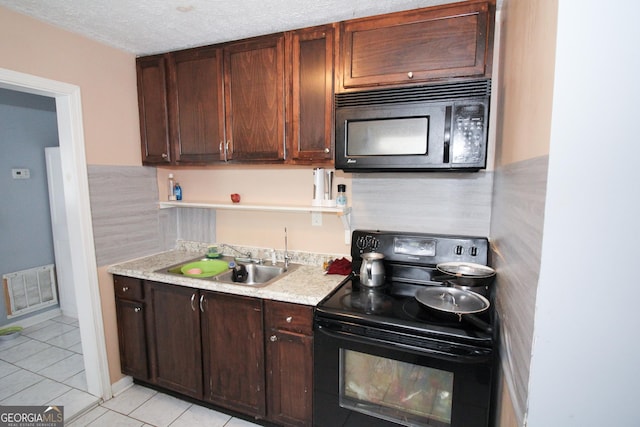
[
  {"left": 270, "top": 335, "right": 278, "bottom": 342},
  {"left": 407, "top": 71, "right": 414, "bottom": 79},
  {"left": 324, "top": 148, "right": 330, "bottom": 153},
  {"left": 122, "top": 286, "right": 129, "bottom": 292},
  {"left": 134, "top": 307, "right": 142, "bottom": 313},
  {"left": 286, "top": 316, "right": 293, "bottom": 323},
  {"left": 161, "top": 153, "right": 168, "bottom": 159}
]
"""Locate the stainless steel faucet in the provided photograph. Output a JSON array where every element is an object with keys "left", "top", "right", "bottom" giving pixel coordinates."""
[
  {"left": 219, "top": 243, "right": 251, "bottom": 259},
  {"left": 283, "top": 227, "right": 291, "bottom": 270}
]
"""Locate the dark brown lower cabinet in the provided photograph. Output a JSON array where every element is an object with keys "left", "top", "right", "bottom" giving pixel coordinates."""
[
  {"left": 265, "top": 301, "right": 314, "bottom": 427},
  {"left": 114, "top": 275, "right": 313, "bottom": 425},
  {"left": 146, "top": 281, "right": 203, "bottom": 399},
  {"left": 201, "top": 291, "right": 265, "bottom": 416},
  {"left": 113, "top": 276, "right": 149, "bottom": 380}
]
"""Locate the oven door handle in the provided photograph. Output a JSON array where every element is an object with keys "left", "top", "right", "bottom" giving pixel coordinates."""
[{"left": 316, "top": 324, "right": 492, "bottom": 364}]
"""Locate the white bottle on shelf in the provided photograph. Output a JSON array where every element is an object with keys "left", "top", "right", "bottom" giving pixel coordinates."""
[{"left": 168, "top": 173, "right": 176, "bottom": 201}]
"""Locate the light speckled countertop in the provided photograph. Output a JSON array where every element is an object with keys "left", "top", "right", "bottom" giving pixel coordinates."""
[{"left": 107, "top": 242, "right": 350, "bottom": 306}]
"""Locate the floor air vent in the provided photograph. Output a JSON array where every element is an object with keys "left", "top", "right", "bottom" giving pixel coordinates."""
[{"left": 3, "top": 264, "right": 58, "bottom": 318}]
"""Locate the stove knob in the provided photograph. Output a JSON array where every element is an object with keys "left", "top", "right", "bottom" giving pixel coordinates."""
[
  {"left": 470, "top": 246, "right": 478, "bottom": 256},
  {"left": 455, "top": 245, "right": 464, "bottom": 255}
]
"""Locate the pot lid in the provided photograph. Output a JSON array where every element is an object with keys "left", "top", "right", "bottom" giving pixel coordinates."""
[
  {"left": 436, "top": 262, "right": 496, "bottom": 278},
  {"left": 415, "top": 287, "right": 490, "bottom": 314}
]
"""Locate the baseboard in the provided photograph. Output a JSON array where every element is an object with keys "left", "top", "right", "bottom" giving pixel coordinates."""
[{"left": 110, "top": 375, "right": 134, "bottom": 398}]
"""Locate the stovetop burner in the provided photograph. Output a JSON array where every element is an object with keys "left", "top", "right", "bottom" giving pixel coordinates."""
[
  {"left": 317, "top": 276, "right": 493, "bottom": 345},
  {"left": 315, "top": 230, "right": 495, "bottom": 346},
  {"left": 340, "top": 287, "right": 394, "bottom": 315}
]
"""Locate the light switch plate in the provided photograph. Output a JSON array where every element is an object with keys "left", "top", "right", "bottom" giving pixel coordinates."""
[{"left": 12, "top": 168, "right": 30, "bottom": 179}]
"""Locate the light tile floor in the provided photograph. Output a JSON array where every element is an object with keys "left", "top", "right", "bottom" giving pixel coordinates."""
[
  {"left": 72, "top": 384, "right": 262, "bottom": 426},
  {"left": 0, "top": 314, "right": 98, "bottom": 419},
  {"left": 0, "top": 315, "right": 262, "bottom": 426}
]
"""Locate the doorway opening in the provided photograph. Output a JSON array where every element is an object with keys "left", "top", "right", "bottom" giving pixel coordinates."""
[{"left": 0, "top": 67, "right": 111, "bottom": 401}]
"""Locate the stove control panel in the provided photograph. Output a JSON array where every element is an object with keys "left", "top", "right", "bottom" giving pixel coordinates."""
[
  {"left": 351, "top": 230, "right": 489, "bottom": 266},
  {"left": 394, "top": 237, "right": 436, "bottom": 257}
]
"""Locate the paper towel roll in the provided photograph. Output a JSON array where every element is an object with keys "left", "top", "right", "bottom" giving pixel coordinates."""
[{"left": 312, "top": 168, "right": 325, "bottom": 206}]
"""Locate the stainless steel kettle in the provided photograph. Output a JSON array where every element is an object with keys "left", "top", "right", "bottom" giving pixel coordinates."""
[{"left": 359, "top": 252, "right": 385, "bottom": 287}]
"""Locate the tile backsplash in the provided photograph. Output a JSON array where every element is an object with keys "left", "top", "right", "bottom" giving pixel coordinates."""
[
  {"left": 89, "top": 166, "right": 495, "bottom": 267},
  {"left": 351, "top": 171, "right": 493, "bottom": 236}
]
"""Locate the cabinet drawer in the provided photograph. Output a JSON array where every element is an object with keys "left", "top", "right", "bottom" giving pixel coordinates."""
[
  {"left": 265, "top": 300, "right": 313, "bottom": 335},
  {"left": 113, "top": 275, "right": 144, "bottom": 301}
]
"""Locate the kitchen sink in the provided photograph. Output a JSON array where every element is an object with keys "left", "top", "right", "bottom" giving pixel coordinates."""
[
  {"left": 157, "top": 257, "right": 297, "bottom": 287},
  {"left": 214, "top": 263, "right": 298, "bottom": 287}
]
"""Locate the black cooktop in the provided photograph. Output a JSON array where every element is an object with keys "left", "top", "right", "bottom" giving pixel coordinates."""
[{"left": 315, "top": 275, "right": 494, "bottom": 347}]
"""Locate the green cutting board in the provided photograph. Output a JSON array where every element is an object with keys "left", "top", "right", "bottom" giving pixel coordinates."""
[{"left": 181, "top": 260, "right": 229, "bottom": 277}]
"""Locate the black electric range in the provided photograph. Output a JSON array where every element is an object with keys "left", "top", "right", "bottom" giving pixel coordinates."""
[{"left": 313, "top": 230, "right": 497, "bottom": 427}]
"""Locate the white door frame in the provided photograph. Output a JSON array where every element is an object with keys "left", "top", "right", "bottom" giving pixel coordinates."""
[{"left": 0, "top": 67, "right": 111, "bottom": 400}]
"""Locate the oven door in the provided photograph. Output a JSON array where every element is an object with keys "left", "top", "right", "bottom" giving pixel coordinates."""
[{"left": 313, "top": 318, "right": 493, "bottom": 427}]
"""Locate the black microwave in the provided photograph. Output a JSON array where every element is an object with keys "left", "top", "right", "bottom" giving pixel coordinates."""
[{"left": 335, "top": 79, "right": 491, "bottom": 172}]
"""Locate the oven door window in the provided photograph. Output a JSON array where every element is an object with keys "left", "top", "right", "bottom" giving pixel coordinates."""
[
  {"left": 340, "top": 349, "right": 453, "bottom": 427},
  {"left": 346, "top": 117, "right": 428, "bottom": 156}
]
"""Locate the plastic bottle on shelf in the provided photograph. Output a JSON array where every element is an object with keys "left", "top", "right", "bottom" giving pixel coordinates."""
[
  {"left": 174, "top": 182, "right": 182, "bottom": 201},
  {"left": 336, "top": 184, "right": 347, "bottom": 207},
  {"left": 168, "top": 174, "right": 176, "bottom": 201}
]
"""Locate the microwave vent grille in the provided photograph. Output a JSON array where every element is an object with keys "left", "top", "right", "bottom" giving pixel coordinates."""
[{"left": 336, "top": 79, "right": 491, "bottom": 108}]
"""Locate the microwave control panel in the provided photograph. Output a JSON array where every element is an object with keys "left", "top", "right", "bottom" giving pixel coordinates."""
[{"left": 451, "top": 103, "right": 487, "bottom": 164}]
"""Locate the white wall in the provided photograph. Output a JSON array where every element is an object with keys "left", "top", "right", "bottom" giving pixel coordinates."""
[{"left": 527, "top": 2, "right": 640, "bottom": 426}]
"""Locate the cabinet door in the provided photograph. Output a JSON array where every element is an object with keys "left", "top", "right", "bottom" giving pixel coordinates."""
[
  {"left": 340, "top": 1, "right": 493, "bottom": 90},
  {"left": 265, "top": 301, "right": 313, "bottom": 426},
  {"left": 146, "top": 282, "right": 203, "bottom": 399},
  {"left": 168, "top": 46, "right": 226, "bottom": 164},
  {"left": 115, "top": 298, "right": 149, "bottom": 380},
  {"left": 224, "top": 35, "right": 285, "bottom": 162},
  {"left": 287, "top": 25, "right": 335, "bottom": 164},
  {"left": 201, "top": 291, "right": 266, "bottom": 416},
  {"left": 137, "top": 55, "right": 171, "bottom": 164}
]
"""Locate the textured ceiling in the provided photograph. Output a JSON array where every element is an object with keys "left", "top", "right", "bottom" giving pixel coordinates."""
[{"left": 0, "top": 0, "right": 489, "bottom": 56}]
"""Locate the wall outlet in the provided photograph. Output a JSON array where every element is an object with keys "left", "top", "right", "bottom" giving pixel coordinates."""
[
  {"left": 12, "top": 168, "right": 30, "bottom": 179},
  {"left": 311, "top": 211, "right": 322, "bottom": 227}
]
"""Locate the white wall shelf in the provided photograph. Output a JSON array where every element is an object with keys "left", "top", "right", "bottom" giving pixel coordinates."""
[{"left": 159, "top": 200, "right": 352, "bottom": 243}]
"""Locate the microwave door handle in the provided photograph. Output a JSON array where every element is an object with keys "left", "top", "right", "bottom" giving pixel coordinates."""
[{"left": 443, "top": 106, "right": 452, "bottom": 164}]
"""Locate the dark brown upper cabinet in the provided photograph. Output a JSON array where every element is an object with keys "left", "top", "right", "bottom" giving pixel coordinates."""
[
  {"left": 167, "top": 46, "right": 225, "bottom": 164},
  {"left": 223, "top": 34, "right": 285, "bottom": 162},
  {"left": 137, "top": 55, "right": 171, "bottom": 165},
  {"left": 339, "top": 0, "right": 494, "bottom": 91},
  {"left": 136, "top": 0, "right": 495, "bottom": 166},
  {"left": 286, "top": 24, "right": 335, "bottom": 164}
]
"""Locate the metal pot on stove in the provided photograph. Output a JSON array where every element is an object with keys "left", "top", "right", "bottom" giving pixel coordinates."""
[
  {"left": 433, "top": 261, "right": 496, "bottom": 296},
  {"left": 359, "top": 252, "right": 385, "bottom": 288}
]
